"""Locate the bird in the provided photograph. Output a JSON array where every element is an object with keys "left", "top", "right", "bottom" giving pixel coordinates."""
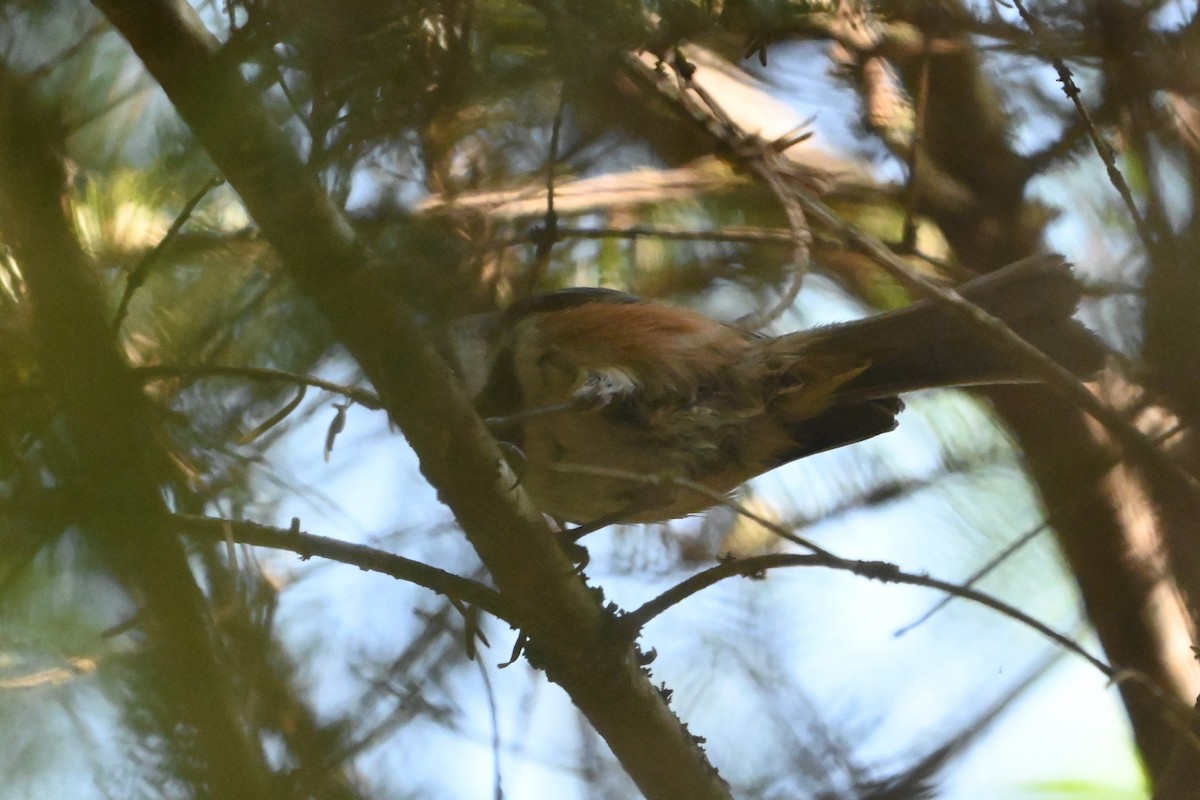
[{"left": 444, "top": 254, "right": 1105, "bottom": 527}]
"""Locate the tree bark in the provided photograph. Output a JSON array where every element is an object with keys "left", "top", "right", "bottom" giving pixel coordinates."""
[
  {"left": 0, "top": 65, "right": 276, "bottom": 800},
  {"left": 91, "top": 1, "right": 731, "bottom": 797}
]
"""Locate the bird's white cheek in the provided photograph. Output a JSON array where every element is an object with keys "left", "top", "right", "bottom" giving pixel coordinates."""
[
  {"left": 571, "top": 366, "right": 638, "bottom": 409},
  {"left": 514, "top": 333, "right": 640, "bottom": 409}
]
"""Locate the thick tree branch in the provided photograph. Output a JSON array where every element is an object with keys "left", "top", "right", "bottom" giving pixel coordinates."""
[
  {"left": 0, "top": 65, "right": 275, "bottom": 799},
  {"left": 91, "top": 2, "right": 730, "bottom": 797}
]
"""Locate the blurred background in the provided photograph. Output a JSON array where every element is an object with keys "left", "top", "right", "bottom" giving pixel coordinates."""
[{"left": 4, "top": 0, "right": 1200, "bottom": 797}]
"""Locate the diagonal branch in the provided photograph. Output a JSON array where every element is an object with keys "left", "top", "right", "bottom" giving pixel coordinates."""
[
  {"left": 91, "top": 2, "right": 731, "bottom": 797},
  {"left": 1008, "top": 0, "right": 1158, "bottom": 257},
  {"left": 622, "top": 552, "right": 1111, "bottom": 675},
  {"left": 174, "top": 514, "right": 513, "bottom": 623}
]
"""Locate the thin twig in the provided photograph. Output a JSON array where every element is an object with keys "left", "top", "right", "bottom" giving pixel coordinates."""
[
  {"left": 113, "top": 174, "right": 224, "bottom": 332},
  {"left": 620, "top": 551, "right": 1113, "bottom": 676},
  {"left": 661, "top": 53, "right": 811, "bottom": 330},
  {"left": 525, "top": 86, "right": 567, "bottom": 293},
  {"left": 133, "top": 363, "right": 384, "bottom": 409},
  {"left": 736, "top": 165, "right": 811, "bottom": 331},
  {"left": 174, "top": 514, "right": 513, "bottom": 623},
  {"left": 1008, "top": 0, "right": 1157, "bottom": 256},
  {"left": 0, "top": 655, "right": 102, "bottom": 691},
  {"left": 548, "top": 462, "right": 835, "bottom": 558},
  {"left": 326, "top": 595, "right": 484, "bottom": 768},
  {"left": 475, "top": 656, "right": 505, "bottom": 800},
  {"left": 506, "top": 223, "right": 801, "bottom": 247},
  {"left": 237, "top": 385, "right": 307, "bottom": 444},
  {"left": 894, "top": 416, "right": 1193, "bottom": 635},
  {"left": 893, "top": 521, "right": 1049, "bottom": 637},
  {"left": 549, "top": 461, "right": 1165, "bottom": 693},
  {"left": 26, "top": 20, "right": 110, "bottom": 82}
]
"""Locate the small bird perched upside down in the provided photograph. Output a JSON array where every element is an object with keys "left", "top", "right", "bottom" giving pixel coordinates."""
[{"left": 445, "top": 255, "right": 1104, "bottom": 526}]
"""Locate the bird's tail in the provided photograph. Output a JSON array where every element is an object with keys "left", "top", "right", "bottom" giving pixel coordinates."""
[{"left": 776, "top": 254, "right": 1106, "bottom": 403}]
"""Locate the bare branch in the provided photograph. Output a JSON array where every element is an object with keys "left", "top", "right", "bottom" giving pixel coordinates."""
[
  {"left": 619, "top": 551, "right": 1113, "bottom": 676},
  {"left": 893, "top": 521, "right": 1049, "bottom": 637},
  {"left": 174, "top": 514, "right": 513, "bottom": 623},
  {"left": 113, "top": 174, "right": 224, "bottom": 332},
  {"left": 550, "top": 462, "right": 834, "bottom": 557},
  {"left": 134, "top": 363, "right": 384, "bottom": 409},
  {"left": 1009, "top": 0, "right": 1158, "bottom": 257}
]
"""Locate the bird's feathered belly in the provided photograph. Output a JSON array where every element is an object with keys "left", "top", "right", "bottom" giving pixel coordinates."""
[{"left": 517, "top": 393, "right": 768, "bottom": 523}]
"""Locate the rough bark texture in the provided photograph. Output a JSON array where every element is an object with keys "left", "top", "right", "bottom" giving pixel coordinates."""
[
  {"left": 91, "top": 1, "right": 731, "bottom": 798},
  {"left": 51, "top": 0, "right": 1200, "bottom": 793}
]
